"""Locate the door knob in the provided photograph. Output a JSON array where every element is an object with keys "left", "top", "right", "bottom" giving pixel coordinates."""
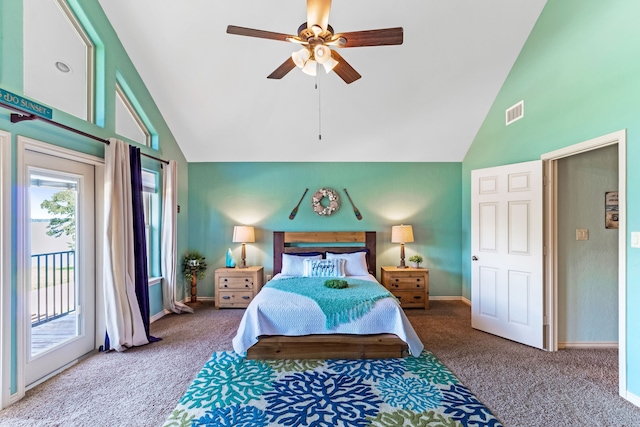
[{"left": 472, "top": 256, "right": 478, "bottom": 261}]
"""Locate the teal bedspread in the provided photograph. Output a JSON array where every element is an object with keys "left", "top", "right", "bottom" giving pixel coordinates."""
[{"left": 265, "top": 277, "right": 395, "bottom": 329}]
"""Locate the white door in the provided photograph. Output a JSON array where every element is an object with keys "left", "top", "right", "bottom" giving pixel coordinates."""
[
  {"left": 471, "top": 160, "right": 544, "bottom": 349},
  {"left": 23, "top": 150, "right": 95, "bottom": 387}
]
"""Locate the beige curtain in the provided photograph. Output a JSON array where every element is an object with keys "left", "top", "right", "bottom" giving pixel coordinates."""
[
  {"left": 103, "top": 138, "right": 148, "bottom": 351},
  {"left": 161, "top": 160, "right": 193, "bottom": 313}
]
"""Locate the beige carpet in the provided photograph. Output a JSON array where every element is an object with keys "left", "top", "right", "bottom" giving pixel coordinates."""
[{"left": 2, "top": 300, "right": 639, "bottom": 426}]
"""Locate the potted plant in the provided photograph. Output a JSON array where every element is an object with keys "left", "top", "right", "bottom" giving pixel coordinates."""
[
  {"left": 409, "top": 254, "right": 424, "bottom": 268},
  {"left": 182, "top": 251, "right": 207, "bottom": 302}
]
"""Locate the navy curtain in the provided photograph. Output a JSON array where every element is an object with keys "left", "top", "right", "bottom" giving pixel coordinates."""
[{"left": 130, "top": 146, "right": 161, "bottom": 343}]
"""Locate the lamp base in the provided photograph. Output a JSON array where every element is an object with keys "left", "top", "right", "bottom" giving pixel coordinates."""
[{"left": 396, "top": 264, "right": 409, "bottom": 269}]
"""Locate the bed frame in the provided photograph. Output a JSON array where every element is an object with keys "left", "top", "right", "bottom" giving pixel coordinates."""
[{"left": 245, "top": 231, "right": 409, "bottom": 360}]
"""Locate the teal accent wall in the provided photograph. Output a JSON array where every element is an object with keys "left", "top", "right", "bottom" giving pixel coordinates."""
[
  {"left": 187, "top": 162, "right": 462, "bottom": 299},
  {"left": 557, "top": 145, "right": 618, "bottom": 344},
  {"left": 0, "top": 0, "right": 189, "bottom": 394},
  {"left": 462, "top": 0, "right": 640, "bottom": 396}
]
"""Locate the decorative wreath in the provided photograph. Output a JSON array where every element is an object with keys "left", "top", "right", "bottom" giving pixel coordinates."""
[{"left": 312, "top": 187, "right": 340, "bottom": 216}]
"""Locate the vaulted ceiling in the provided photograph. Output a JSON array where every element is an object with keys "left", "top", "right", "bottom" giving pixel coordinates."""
[{"left": 98, "top": 0, "right": 547, "bottom": 162}]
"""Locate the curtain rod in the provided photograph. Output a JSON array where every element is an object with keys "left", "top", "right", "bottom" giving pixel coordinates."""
[{"left": 0, "top": 100, "right": 169, "bottom": 165}]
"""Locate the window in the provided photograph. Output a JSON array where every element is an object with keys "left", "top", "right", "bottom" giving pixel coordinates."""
[
  {"left": 141, "top": 170, "right": 159, "bottom": 277},
  {"left": 23, "top": 0, "right": 94, "bottom": 121},
  {"left": 115, "top": 83, "right": 151, "bottom": 146}
]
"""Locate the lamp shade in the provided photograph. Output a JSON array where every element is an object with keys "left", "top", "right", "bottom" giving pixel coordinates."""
[
  {"left": 302, "top": 59, "right": 318, "bottom": 76},
  {"left": 314, "top": 45, "right": 331, "bottom": 64},
  {"left": 292, "top": 48, "right": 311, "bottom": 68},
  {"left": 322, "top": 56, "right": 339, "bottom": 73},
  {"left": 391, "top": 224, "right": 414, "bottom": 244},
  {"left": 232, "top": 225, "right": 255, "bottom": 243}
]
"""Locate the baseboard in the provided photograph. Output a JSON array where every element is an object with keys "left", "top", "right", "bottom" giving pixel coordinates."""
[
  {"left": 558, "top": 342, "right": 618, "bottom": 349},
  {"left": 624, "top": 390, "right": 640, "bottom": 408},
  {"left": 180, "top": 296, "right": 215, "bottom": 306},
  {"left": 429, "top": 296, "right": 471, "bottom": 306},
  {"left": 150, "top": 310, "right": 168, "bottom": 324}
]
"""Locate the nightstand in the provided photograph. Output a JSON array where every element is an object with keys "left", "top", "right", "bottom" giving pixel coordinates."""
[
  {"left": 214, "top": 266, "right": 264, "bottom": 309},
  {"left": 381, "top": 266, "right": 429, "bottom": 309}
]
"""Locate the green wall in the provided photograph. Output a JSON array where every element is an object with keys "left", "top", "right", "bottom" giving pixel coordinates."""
[
  {"left": 462, "top": 0, "right": 640, "bottom": 396},
  {"left": 0, "top": 0, "right": 189, "bottom": 394},
  {"left": 557, "top": 145, "right": 618, "bottom": 344},
  {"left": 187, "top": 162, "right": 462, "bottom": 299}
]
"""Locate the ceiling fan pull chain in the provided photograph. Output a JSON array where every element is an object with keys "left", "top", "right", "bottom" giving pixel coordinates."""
[{"left": 317, "top": 74, "right": 322, "bottom": 140}]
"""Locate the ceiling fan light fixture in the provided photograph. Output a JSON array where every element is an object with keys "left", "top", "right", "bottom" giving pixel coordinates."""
[
  {"left": 311, "top": 24, "right": 323, "bottom": 36},
  {"left": 302, "top": 59, "right": 318, "bottom": 76},
  {"left": 322, "top": 56, "right": 338, "bottom": 73},
  {"left": 292, "top": 48, "right": 311, "bottom": 68},
  {"left": 313, "top": 45, "right": 330, "bottom": 64}
]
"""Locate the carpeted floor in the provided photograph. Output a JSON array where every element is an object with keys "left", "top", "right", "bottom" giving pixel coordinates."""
[{"left": 2, "top": 300, "right": 639, "bottom": 426}]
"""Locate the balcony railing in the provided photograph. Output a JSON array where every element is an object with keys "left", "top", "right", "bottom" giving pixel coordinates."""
[{"left": 31, "top": 250, "right": 76, "bottom": 327}]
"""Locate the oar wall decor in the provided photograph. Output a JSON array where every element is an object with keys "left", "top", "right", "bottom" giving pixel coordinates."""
[
  {"left": 343, "top": 188, "right": 363, "bottom": 220},
  {"left": 288, "top": 188, "right": 309, "bottom": 220}
]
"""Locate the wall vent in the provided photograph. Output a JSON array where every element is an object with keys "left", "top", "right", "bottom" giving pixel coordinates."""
[{"left": 506, "top": 100, "right": 524, "bottom": 125}]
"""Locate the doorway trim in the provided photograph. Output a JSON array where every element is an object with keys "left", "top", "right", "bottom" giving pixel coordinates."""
[
  {"left": 0, "top": 130, "right": 11, "bottom": 410},
  {"left": 541, "top": 129, "right": 627, "bottom": 398},
  {"left": 16, "top": 136, "right": 104, "bottom": 400}
]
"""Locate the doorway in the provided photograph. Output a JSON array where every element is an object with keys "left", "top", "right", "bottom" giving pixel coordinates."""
[
  {"left": 556, "top": 145, "right": 618, "bottom": 348},
  {"left": 542, "top": 129, "right": 626, "bottom": 397},
  {"left": 18, "top": 139, "right": 99, "bottom": 390}
]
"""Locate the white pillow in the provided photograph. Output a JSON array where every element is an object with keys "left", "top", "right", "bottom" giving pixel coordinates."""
[
  {"left": 303, "top": 258, "right": 346, "bottom": 277},
  {"left": 281, "top": 253, "right": 322, "bottom": 276},
  {"left": 326, "top": 251, "right": 369, "bottom": 276}
]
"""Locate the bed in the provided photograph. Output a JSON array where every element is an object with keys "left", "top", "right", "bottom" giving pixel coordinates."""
[{"left": 231, "top": 231, "right": 424, "bottom": 359}]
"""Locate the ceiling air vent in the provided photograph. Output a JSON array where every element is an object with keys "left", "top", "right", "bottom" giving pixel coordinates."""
[{"left": 506, "top": 100, "right": 524, "bottom": 125}]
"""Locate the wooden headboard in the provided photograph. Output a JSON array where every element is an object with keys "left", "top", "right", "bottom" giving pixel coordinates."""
[{"left": 273, "top": 231, "right": 376, "bottom": 275}]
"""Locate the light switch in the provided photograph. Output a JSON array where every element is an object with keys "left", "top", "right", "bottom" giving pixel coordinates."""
[
  {"left": 632, "top": 232, "right": 640, "bottom": 248},
  {"left": 576, "top": 229, "right": 589, "bottom": 241}
]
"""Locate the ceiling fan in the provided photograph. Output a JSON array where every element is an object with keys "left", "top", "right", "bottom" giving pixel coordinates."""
[{"left": 226, "top": 0, "right": 403, "bottom": 84}]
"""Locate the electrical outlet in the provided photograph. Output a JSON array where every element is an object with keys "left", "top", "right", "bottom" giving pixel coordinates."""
[
  {"left": 576, "top": 229, "right": 589, "bottom": 241},
  {"left": 266, "top": 274, "right": 272, "bottom": 281},
  {"left": 632, "top": 232, "right": 640, "bottom": 248}
]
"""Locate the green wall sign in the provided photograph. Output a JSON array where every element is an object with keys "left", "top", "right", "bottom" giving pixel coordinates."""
[{"left": 0, "top": 87, "right": 53, "bottom": 120}]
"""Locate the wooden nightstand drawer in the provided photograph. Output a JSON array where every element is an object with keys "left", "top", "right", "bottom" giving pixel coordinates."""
[
  {"left": 218, "top": 276, "right": 255, "bottom": 289},
  {"left": 214, "top": 266, "right": 264, "bottom": 309},
  {"left": 386, "top": 276, "right": 426, "bottom": 290},
  {"left": 381, "top": 266, "right": 429, "bottom": 309},
  {"left": 392, "top": 291, "right": 426, "bottom": 308},
  {"left": 218, "top": 291, "right": 255, "bottom": 306}
]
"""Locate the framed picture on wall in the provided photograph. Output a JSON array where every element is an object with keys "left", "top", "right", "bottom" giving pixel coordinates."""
[{"left": 605, "top": 191, "right": 618, "bottom": 229}]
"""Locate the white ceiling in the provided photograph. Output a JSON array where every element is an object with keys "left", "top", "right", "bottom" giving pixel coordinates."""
[{"left": 97, "top": 0, "right": 547, "bottom": 162}]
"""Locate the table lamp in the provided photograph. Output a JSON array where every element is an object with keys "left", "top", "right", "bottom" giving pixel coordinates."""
[
  {"left": 391, "top": 224, "right": 414, "bottom": 268},
  {"left": 233, "top": 225, "right": 255, "bottom": 268}
]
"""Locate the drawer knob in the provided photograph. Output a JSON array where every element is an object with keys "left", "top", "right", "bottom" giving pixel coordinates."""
[
  {"left": 224, "top": 284, "right": 228, "bottom": 288},
  {"left": 414, "top": 296, "right": 422, "bottom": 300},
  {"left": 245, "top": 278, "right": 249, "bottom": 281},
  {"left": 222, "top": 296, "right": 230, "bottom": 300},
  {"left": 224, "top": 278, "right": 228, "bottom": 281},
  {"left": 245, "top": 284, "right": 249, "bottom": 288},
  {"left": 242, "top": 296, "right": 250, "bottom": 300}
]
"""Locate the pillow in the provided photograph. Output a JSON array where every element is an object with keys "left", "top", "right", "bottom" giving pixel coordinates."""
[
  {"left": 303, "top": 258, "right": 346, "bottom": 278},
  {"left": 326, "top": 251, "right": 369, "bottom": 276},
  {"left": 281, "top": 253, "right": 322, "bottom": 276}
]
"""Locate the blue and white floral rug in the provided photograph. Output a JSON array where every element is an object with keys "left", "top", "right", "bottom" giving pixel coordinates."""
[{"left": 163, "top": 350, "right": 502, "bottom": 427}]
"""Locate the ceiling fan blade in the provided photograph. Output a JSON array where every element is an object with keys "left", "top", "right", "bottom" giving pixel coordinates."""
[
  {"left": 307, "top": 0, "right": 331, "bottom": 32},
  {"left": 227, "top": 25, "right": 294, "bottom": 42},
  {"left": 267, "top": 57, "right": 297, "bottom": 79},
  {"left": 330, "top": 50, "right": 361, "bottom": 84},
  {"left": 335, "top": 27, "right": 404, "bottom": 48}
]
